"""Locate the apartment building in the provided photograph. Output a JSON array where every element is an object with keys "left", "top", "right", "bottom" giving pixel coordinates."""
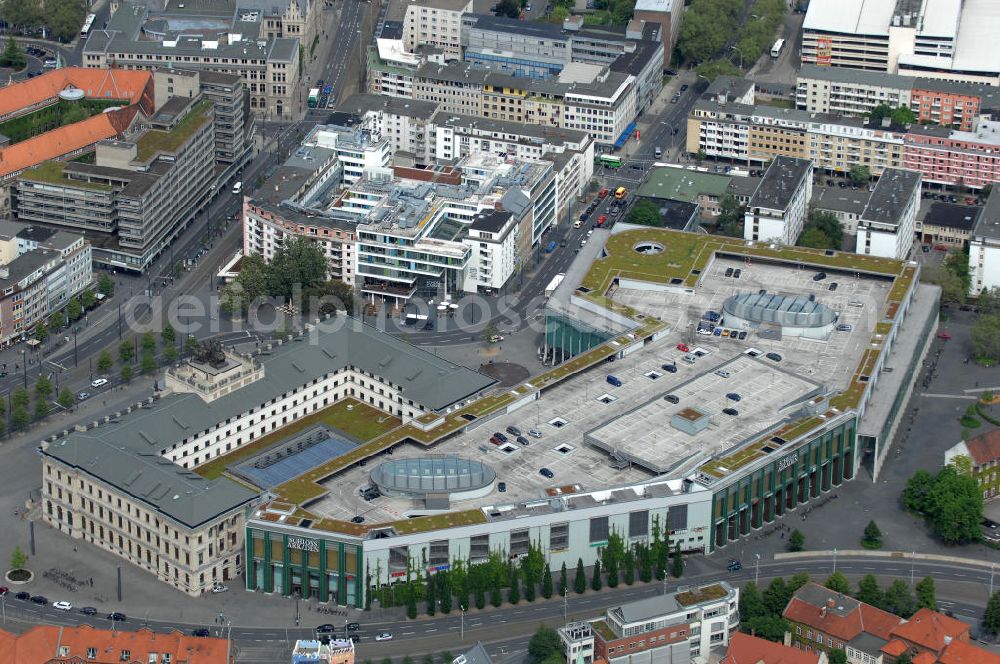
[
  {"left": 16, "top": 96, "right": 216, "bottom": 273},
  {"left": 292, "top": 639, "right": 355, "bottom": 664},
  {"left": 633, "top": 0, "right": 681, "bottom": 64},
  {"left": 723, "top": 633, "right": 825, "bottom": 664},
  {"left": 302, "top": 119, "right": 393, "bottom": 184},
  {"left": 42, "top": 325, "right": 495, "bottom": 597},
  {"left": 903, "top": 120, "right": 1000, "bottom": 189},
  {"left": 0, "top": 625, "right": 234, "bottom": 664},
  {"left": 558, "top": 582, "right": 740, "bottom": 664},
  {"left": 920, "top": 202, "right": 979, "bottom": 249},
  {"left": 744, "top": 157, "right": 813, "bottom": 245},
  {"left": 398, "top": 0, "right": 473, "bottom": 59},
  {"left": 801, "top": 0, "right": 1000, "bottom": 85},
  {"left": 464, "top": 209, "right": 520, "bottom": 293},
  {"left": 811, "top": 187, "right": 869, "bottom": 235},
  {"left": 969, "top": 189, "right": 1000, "bottom": 295},
  {"left": 337, "top": 95, "right": 440, "bottom": 158},
  {"left": 0, "top": 222, "right": 91, "bottom": 346},
  {"left": 946, "top": 429, "right": 1000, "bottom": 501},
  {"left": 85, "top": 2, "right": 301, "bottom": 120},
  {"left": 856, "top": 168, "right": 921, "bottom": 260},
  {"left": 153, "top": 69, "right": 253, "bottom": 166}
]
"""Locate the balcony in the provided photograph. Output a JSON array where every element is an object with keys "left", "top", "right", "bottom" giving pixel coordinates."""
[{"left": 361, "top": 279, "right": 417, "bottom": 298}]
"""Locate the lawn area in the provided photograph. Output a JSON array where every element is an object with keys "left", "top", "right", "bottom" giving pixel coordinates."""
[
  {"left": 21, "top": 160, "right": 112, "bottom": 191},
  {"left": 194, "top": 399, "right": 400, "bottom": 480},
  {"left": 135, "top": 99, "right": 213, "bottom": 161},
  {"left": 0, "top": 99, "right": 127, "bottom": 145}
]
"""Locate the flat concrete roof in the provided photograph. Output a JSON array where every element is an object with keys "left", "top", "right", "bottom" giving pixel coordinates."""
[
  {"left": 586, "top": 354, "right": 822, "bottom": 474},
  {"left": 749, "top": 157, "right": 812, "bottom": 213},
  {"left": 637, "top": 166, "right": 731, "bottom": 203}
]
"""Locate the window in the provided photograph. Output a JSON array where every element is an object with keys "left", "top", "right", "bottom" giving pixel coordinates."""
[
  {"left": 629, "top": 510, "right": 648, "bottom": 538},
  {"left": 88, "top": 648, "right": 97, "bottom": 659},
  {"left": 589, "top": 516, "right": 609, "bottom": 543}
]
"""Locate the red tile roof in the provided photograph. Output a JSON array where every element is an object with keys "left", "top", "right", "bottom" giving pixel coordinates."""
[
  {"left": 939, "top": 639, "right": 1000, "bottom": 664},
  {"left": 891, "top": 609, "right": 970, "bottom": 653},
  {"left": 0, "top": 625, "right": 232, "bottom": 664},
  {"left": 882, "top": 639, "right": 908, "bottom": 656},
  {"left": 0, "top": 67, "right": 154, "bottom": 120},
  {"left": 722, "top": 633, "right": 821, "bottom": 664},
  {"left": 963, "top": 429, "right": 1000, "bottom": 466},
  {"left": 782, "top": 584, "right": 901, "bottom": 643},
  {"left": 913, "top": 652, "right": 937, "bottom": 664},
  {"left": 0, "top": 105, "right": 139, "bottom": 179}
]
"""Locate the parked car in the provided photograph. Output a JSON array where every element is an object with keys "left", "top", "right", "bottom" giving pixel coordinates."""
[
  {"left": 528, "top": 428, "right": 543, "bottom": 438},
  {"left": 76, "top": 391, "right": 90, "bottom": 401},
  {"left": 15, "top": 592, "right": 31, "bottom": 601},
  {"left": 347, "top": 622, "right": 361, "bottom": 631},
  {"left": 836, "top": 324, "right": 853, "bottom": 332},
  {"left": 316, "top": 624, "right": 336, "bottom": 633},
  {"left": 53, "top": 601, "right": 72, "bottom": 611},
  {"left": 722, "top": 407, "right": 739, "bottom": 416},
  {"left": 813, "top": 272, "right": 827, "bottom": 281},
  {"left": 724, "top": 267, "right": 733, "bottom": 277},
  {"left": 497, "top": 482, "right": 506, "bottom": 492},
  {"left": 733, "top": 269, "right": 742, "bottom": 278},
  {"left": 80, "top": 607, "right": 98, "bottom": 615},
  {"left": 506, "top": 425, "right": 522, "bottom": 437},
  {"left": 680, "top": 84, "right": 689, "bottom": 92},
  {"left": 676, "top": 343, "right": 690, "bottom": 352},
  {"left": 828, "top": 282, "right": 838, "bottom": 291},
  {"left": 727, "top": 559, "right": 742, "bottom": 571},
  {"left": 516, "top": 435, "right": 530, "bottom": 446},
  {"left": 607, "top": 375, "right": 622, "bottom": 387},
  {"left": 0, "top": 586, "right": 7, "bottom": 596},
  {"left": 192, "top": 628, "right": 211, "bottom": 637},
  {"left": 376, "top": 632, "right": 393, "bottom": 642},
  {"left": 664, "top": 394, "right": 680, "bottom": 404},
  {"left": 937, "top": 332, "right": 952, "bottom": 339},
  {"left": 210, "top": 584, "right": 228, "bottom": 593},
  {"left": 90, "top": 377, "right": 108, "bottom": 388},
  {"left": 493, "top": 432, "right": 508, "bottom": 443},
  {"left": 738, "top": 331, "right": 747, "bottom": 340},
  {"left": 351, "top": 516, "right": 365, "bottom": 524},
  {"left": 539, "top": 468, "right": 555, "bottom": 479},
  {"left": 765, "top": 352, "right": 782, "bottom": 362},
  {"left": 106, "top": 612, "right": 127, "bottom": 622},
  {"left": 30, "top": 596, "right": 48, "bottom": 605},
  {"left": 726, "top": 392, "right": 742, "bottom": 401},
  {"left": 661, "top": 363, "right": 678, "bottom": 373},
  {"left": 715, "top": 369, "right": 731, "bottom": 378}
]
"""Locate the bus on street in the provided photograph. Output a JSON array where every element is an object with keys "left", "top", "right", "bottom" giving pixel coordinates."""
[
  {"left": 81, "top": 13, "right": 96, "bottom": 37},
  {"left": 599, "top": 154, "right": 622, "bottom": 168},
  {"left": 770, "top": 38, "right": 785, "bottom": 58},
  {"left": 308, "top": 88, "right": 319, "bottom": 107}
]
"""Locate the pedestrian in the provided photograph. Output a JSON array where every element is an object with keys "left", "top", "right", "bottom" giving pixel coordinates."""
[
  {"left": 89, "top": 578, "right": 93, "bottom": 587},
  {"left": 73, "top": 545, "right": 77, "bottom": 553}
]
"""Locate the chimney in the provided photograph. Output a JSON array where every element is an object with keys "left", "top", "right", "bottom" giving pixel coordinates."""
[
  {"left": 820, "top": 606, "right": 827, "bottom": 618},
  {"left": 827, "top": 598, "right": 836, "bottom": 608}
]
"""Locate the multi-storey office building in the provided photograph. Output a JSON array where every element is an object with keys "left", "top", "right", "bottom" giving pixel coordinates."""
[
  {"left": 16, "top": 96, "right": 216, "bottom": 273},
  {"left": 84, "top": 1, "right": 301, "bottom": 120},
  {"left": 153, "top": 68, "right": 253, "bottom": 166},
  {"left": 801, "top": 0, "right": 1000, "bottom": 85},
  {"left": 397, "top": 0, "right": 473, "bottom": 59},
  {"left": 558, "top": 582, "right": 740, "bottom": 663},
  {"left": 41, "top": 324, "right": 496, "bottom": 598},
  {"left": 0, "top": 222, "right": 92, "bottom": 346},
  {"left": 903, "top": 120, "right": 1000, "bottom": 190},
  {"left": 743, "top": 157, "right": 813, "bottom": 245},
  {"left": 856, "top": 168, "right": 921, "bottom": 260},
  {"left": 633, "top": 0, "right": 681, "bottom": 65}
]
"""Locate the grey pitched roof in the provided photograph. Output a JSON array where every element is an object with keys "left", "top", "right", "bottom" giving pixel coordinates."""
[
  {"left": 861, "top": 168, "right": 921, "bottom": 227},
  {"left": 453, "top": 643, "right": 493, "bottom": 664},
  {"left": 748, "top": 156, "right": 812, "bottom": 212},
  {"left": 339, "top": 93, "right": 440, "bottom": 120},
  {"left": 975, "top": 188, "right": 1000, "bottom": 241}
]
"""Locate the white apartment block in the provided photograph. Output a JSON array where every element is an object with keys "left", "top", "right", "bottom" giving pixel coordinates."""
[
  {"left": 744, "top": 157, "right": 813, "bottom": 245},
  {"left": 562, "top": 71, "right": 638, "bottom": 147},
  {"left": 304, "top": 120, "right": 393, "bottom": 184},
  {"left": 464, "top": 209, "right": 520, "bottom": 292},
  {"left": 856, "top": 168, "right": 921, "bottom": 260},
  {"left": 796, "top": 65, "right": 913, "bottom": 116},
  {"left": 401, "top": 0, "right": 473, "bottom": 59},
  {"left": 970, "top": 189, "right": 1000, "bottom": 295}
]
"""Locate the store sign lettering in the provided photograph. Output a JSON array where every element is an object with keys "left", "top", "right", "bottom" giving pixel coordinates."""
[
  {"left": 288, "top": 537, "right": 319, "bottom": 552},
  {"left": 777, "top": 452, "right": 799, "bottom": 472}
]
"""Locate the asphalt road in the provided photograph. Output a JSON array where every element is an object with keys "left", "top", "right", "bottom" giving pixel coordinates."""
[{"left": 2, "top": 555, "right": 996, "bottom": 660}]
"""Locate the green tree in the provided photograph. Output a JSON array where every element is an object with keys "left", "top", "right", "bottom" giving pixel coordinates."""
[
  {"left": 671, "top": 543, "right": 683, "bottom": 578},
  {"left": 528, "top": 625, "right": 563, "bottom": 663},
  {"left": 789, "top": 572, "right": 811, "bottom": 592},
  {"left": 696, "top": 58, "right": 741, "bottom": 82},
  {"left": 34, "top": 398, "right": 49, "bottom": 421},
  {"left": 825, "top": 572, "right": 851, "bottom": 595},
  {"left": 627, "top": 199, "right": 663, "bottom": 227},
  {"left": 11, "top": 387, "right": 29, "bottom": 410},
  {"left": 559, "top": 561, "right": 568, "bottom": 596},
  {"left": 541, "top": 563, "right": 553, "bottom": 599},
  {"left": 788, "top": 529, "right": 805, "bottom": 552},
  {"left": 220, "top": 253, "right": 270, "bottom": 315},
  {"left": 96, "top": 349, "right": 114, "bottom": 374},
  {"left": 57, "top": 387, "right": 75, "bottom": 410},
  {"left": 763, "top": 577, "right": 792, "bottom": 616},
  {"left": 883, "top": 579, "right": 916, "bottom": 618},
  {"left": 438, "top": 571, "right": 452, "bottom": 614},
  {"left": 972, "top": 314, "right": 1000, "bottom": 365},
  {"left": 739, "top": 582, "right": 767, "bottom": 622},
  {"left": 97, "top": 273, "right": 114, "bottom": 296},
  {"left": 524, "top": 571, "right": 536, "bottom": 602},
  {"left": 120, "top": 363, "right": 134, "bottom": 383},
  {"left": 141, "top": 332, "right": 157, "bottom": 353},
  {"left": 984, "top": 591, "right": 1000, "bottom": 635},
  {"left": 903, "top": 469, "right": 934, "bottom": 513},
  {"left": 34, "top": 321, "right": 48, "bottom": 343},
  {"left": 81, "top": 289, "right": 96, "bottom": 311},
  {"left": 591, "top": 559, "right": 603, "bottom": 592},
  {"left": 49, "top": 310, "right": 65, "bottom": 331},
  {"left": 896, "top": 653, "right": 913, "bottom": 664},
  {"left": 9, "top": 546, "right": 27, "bottom": 570},
  {"left": 495, "top": 0, "right": 520, "bottom": 18},
  {"left": 67, "top": 297, "right": 82, "bottom": 322},
  {"left": 925, "top": 465, "right": 983, "bottom": 544},
  {"left": 267, "top": 237, "right": 328, "bottom": 300},
  {"left": 439, "top": 653, "right": 453, "bottom": 664},
  {"left": 11, "top": 404, "right": 29, "bottom": 431},
  {"left": 184, "top": 335, "right": 200, "bottom": 355},
  {"left": 716, "top": 194, "right": 744, "bottom": 237},
  {"left": 829, "top": 649, "right": 848, "bottom": 664},
  {"left": 119, "top": 341, "right": 134, "bottom": 364},
  {"left": 508, "top": 569, "right": 520, "bottom": 604},
  {"left": 140, "top": 350, "right": 157, "bottom": 375},
  {"left": 862, "top": 520, "right": 882, "bottom": 549},
  {"left": 34, "top": 376, "right": 53, "bottom": 401},
  {"left": 856, "top": 574, "right": 883, "bottom": 607},
  {"left": 798, "top": 209, "right": 843, "bottom": 249},
  {"left": 406, "top": 587, "right": 417, "bottom": 619},
  {"left": 924, "top": 264, "right": 968, "bottom": 304},
  {"left": 797, "top": 227, "right": 834, "bottom": 249},
  {"left": 490, "top": 582, "right": 502, "bottom": 608},
  {"left": 426, "top": 571, "right": 436, "bottom": 616},
  {"left": 742, "top": 615, "right": 789, "bottom": 642},
  {"left": 163, "top": 345, "right": 178, "bottom": 365},
  {"left": 849, "top": 165, "right": 871, "bottom": 185},
  {"left": 161, "top": 324, "right": 176, "bottom": 347},
  {"left": 0, "top": 37, "right": 25, "bottom": 69},
  {"left": 623, "top": 548, "right": 635, "bottom": 586},
  {"left": 915, "top": 576, "right": 937, "bottom": 611},
  {"left": 574, "top": 558, "right": 586, "bottom": 594}
]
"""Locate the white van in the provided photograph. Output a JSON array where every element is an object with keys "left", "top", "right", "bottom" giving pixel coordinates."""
[
  {"left": 654, "top": 147, "right": 662, "bottom": 158},
  {"left": 232, "top": 181, "right": 243, "bottom": 195}
]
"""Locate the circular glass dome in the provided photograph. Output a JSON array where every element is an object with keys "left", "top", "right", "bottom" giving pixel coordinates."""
[
  {"left": 59, "top": 87, "right": 85, "bottom": 102},
  {"left": 370, "top": 456, "right": 496, "bottom": 499}
]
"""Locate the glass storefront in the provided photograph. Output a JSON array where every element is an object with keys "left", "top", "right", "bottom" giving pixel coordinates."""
[{"left": 245, "top": 529, "right": 363, "bottom": 607}]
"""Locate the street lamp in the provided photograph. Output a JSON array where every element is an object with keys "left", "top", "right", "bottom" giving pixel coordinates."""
[
  {"left": 754, "top": 553, "right": 761, "bottom": 586},
  {"left": 910, "top": 551, "right": 915, "bottom": 587},
  {"left": 460, "top": 604, "right": 466, "bottom": 641},
  {"left": 832, "top": 548, "right": 838, "bottom": 575}
]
